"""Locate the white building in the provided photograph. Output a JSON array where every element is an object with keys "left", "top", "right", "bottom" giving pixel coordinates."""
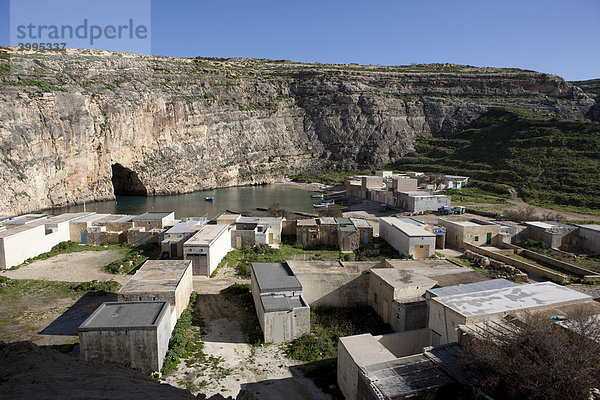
[
  {"left": 183, "top": 224, "right": 232, "bottom": 276},
  {"left": 439, "top": 175, "right": 469, "bottom": 190},
  {"left": 232, "top": 216, "right": 284, "bottom": 248},
  {"left": 429, "top": 282, "right": 591, "bottom": 345},
  {"left": 0, "top": 213, "right": 89, "bottom": 269},
  {"left": 577, "top": 224, "right": 600, "bottom": 254},
  {"left": 379, "top": 217, "right": 436, "bottom": 259},
  {"left": 161, "top": 219, "right": 206, "bottom": 258}
]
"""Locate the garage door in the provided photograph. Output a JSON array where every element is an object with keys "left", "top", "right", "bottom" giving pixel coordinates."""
[
  {"left": 188, "top": 254, "right": 208, "bottom": 276},
  {"left": 414, "top": 245, "right": 430, "bottom": 259}
]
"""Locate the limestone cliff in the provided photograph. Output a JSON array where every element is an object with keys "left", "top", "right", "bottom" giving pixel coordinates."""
[{"left": 0, "top": 48, "right": 596, "bottom": 214}]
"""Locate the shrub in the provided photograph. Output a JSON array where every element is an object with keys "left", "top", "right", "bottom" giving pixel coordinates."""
[{"left": 161, "top": 292, "right": 198, "bottom": 374}]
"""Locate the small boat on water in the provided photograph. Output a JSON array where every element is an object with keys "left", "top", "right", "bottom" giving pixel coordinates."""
[
  {"left": 313, "top": 203, "right": 329, "bottom": 209},
  {"left": 311, "top": 194, "right": 324, "bottom": 199},
  {"left": 204, "top": 197, "right": 214, "bottom": 202}
]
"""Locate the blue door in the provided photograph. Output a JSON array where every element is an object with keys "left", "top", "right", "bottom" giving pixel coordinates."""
[
  {"left": 142, "top": 235, "right": 147, "bottom": 246},
  {"left": 363, "top": 232, "right": 369, "bottom": 245},
  {"left": 81, "top": 231, "right": 87, "bottom": 244}
]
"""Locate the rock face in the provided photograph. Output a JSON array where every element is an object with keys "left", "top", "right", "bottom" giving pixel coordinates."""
[{"left": 0, "top": 48, "right": 597, "bottom": 214}]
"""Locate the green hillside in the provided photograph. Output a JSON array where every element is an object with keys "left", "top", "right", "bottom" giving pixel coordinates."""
[{"left": 398, "top": 108, "right": 600, "bottom": 214}]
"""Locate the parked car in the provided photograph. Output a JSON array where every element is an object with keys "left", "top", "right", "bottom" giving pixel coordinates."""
[
  {"left": 438, "top": 206, "right": 453, "bottom": 215},
  {"left": 452, "top": 206, "right": 466, "bottom": 214}
]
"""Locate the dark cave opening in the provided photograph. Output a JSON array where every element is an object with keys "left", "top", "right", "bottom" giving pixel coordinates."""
[{"left": 111, "top": 163, "right": 148, "bottom": 196}]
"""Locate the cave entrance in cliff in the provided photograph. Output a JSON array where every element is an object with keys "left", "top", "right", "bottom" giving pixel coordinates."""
[{"left": 111, "top": 163, "right": 148, "bottom": 196}]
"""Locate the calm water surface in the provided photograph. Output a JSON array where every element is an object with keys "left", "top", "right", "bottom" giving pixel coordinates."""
[{"left": 49, "top": 185, "right": 320, "bottom": 218}]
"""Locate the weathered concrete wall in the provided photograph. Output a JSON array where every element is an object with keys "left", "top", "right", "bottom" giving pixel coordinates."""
[
  {"left": 338, "top": 334, "right": 397, "bottom": 400},
  {"left": 79, "top": 309, "right": 171, "bottom": 375},
  {"left": 391, "top": 300, "right": 428, "bottom": 332},
  {"left": 289, "top": 261, "right": 373, "bottom": 307},
  {"left": 367, "top": 272, "right": 395, "bottom": 324},
  {"left": 262, "top": 303, "right": 310, "bottom": 343},
  {"left": 465, "top": 242, "right": 569, "bottom": 283},
  {"left": 579, "top": 226, "right": 600, "bottom": 254},
  {"left": 375, "top": 329, "right": 431, "bottom": 357},
  {"left": 428, "top": 299, "right": 466, "bottom": 345},
  {"left": 232, "top": 229, "right": 255, "bottom": 248}
]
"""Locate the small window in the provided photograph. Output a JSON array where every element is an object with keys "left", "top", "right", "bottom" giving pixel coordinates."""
[
  {"left": 138, "top": 296, "right": 142, "bottom": 301},
  {"left": 374, "top": 293, "right": 378, "bottom": 304},
  {"left": 474, "top": 236, "right": 479, "bottom": 242}
]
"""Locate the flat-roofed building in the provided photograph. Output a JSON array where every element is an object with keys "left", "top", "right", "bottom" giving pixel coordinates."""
[
  {"left": 368, "top": 268, "right": 437, "bottom": 330},
  {"left": 395, "top": 191, "right": 451, "bottom": 213},
  {"left": 379, "top": 217, "right": 436, "bottom": 259},
  {"left": 161, "top": 219, "right": 206, "bottom": 258},
  {"left": 425, "top": 278, "right": 516, "bottom": 300},
  {"left": 117, "top": 260, "right": 193, "bottom": 329},
  {"left": 0, "top": 212, "right": 89, "bottom": 269},
  {"left": 132, "top": 212, "right": 175, "bottom": 231},
  {"left": 429, "top": 282, "right": 592, "bottom": 345},
  {"left": 183, "top": 224, "right": 232, "bottom": 276},
  {"left": 79, "top": 301, "right": 171, "bottom": 374},
  {"left": 439, "top": 218, "right": 502, "bottom": 248},
  {"left": 69, "top": 213, "right": 108, "bottom": 243},
  {"left": 577, "top": 224, "right": 600, "bottom": 254},
  {"left": 250, "top": 262, "right": 310, "bottom": 343},
  {"left": 232, "top": 216, "right": 284, "bottom": 248}
]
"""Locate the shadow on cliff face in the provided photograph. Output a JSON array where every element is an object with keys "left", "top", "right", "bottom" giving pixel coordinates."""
[{"left": 111, "top": 163, "right": 148, "bottom": 196}]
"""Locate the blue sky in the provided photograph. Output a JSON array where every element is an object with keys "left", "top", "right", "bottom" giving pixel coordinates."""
[{"left": 1, "top": 0, "right": 598, "bottom": 81}]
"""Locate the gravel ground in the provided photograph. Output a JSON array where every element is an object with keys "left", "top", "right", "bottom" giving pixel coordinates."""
[{"left": 1, "top": 250, "right": 132, "bottom": 285}]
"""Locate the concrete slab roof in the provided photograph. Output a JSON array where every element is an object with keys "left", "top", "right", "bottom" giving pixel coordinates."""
[
  {"left": 236, "top": 216, "right": 283, "bottom": 224},
  {"left": 380, "top": 217, "right": 435, "bottom": 237},
  {"left": 260, "top": 294, "right": 306, "bottom": 312},
  {"left": 426, "top": 278, "right": 517, "bottom": 298},
  {"left": 384, "top": 259, "right": 488, "bottom": 287},
  {"left": 396, "top": 217, "right": 426, "bottom": 227},
  {"left": 350, "top": 218, "right": 372, "bottom": 228},
  {"left": 38, "top": 213, "right": 92, "bottom": 225},
  {"left": 3, "top": 214, "right": 47, "bottom": 225},
  {"left": 525, "top": 221, "right": 555, "bottom": 229},
  {"left": 0, "top": 223, "right": 45, "bottom": 239},
  {"left": 339, "top": 333, "right": 397, "bottom": 368},
  {"left": 370, "top": 268, "right": 438, "bottom": 291},
  {"left": 166, "top": 220, "right": 205, "bottom": 234},
  {"left": 297, "top": 218, "right": 318, "bottom": 227},
  {"left": 335, "top": 217, "right": 352, "bottom": 225},
  {"left": 318, "top": 217, "right": 337, "bottom": 225},
  {"left": 71, "top": 213, "right": 109, "bottom": 223},
  {"left": 79, "top": 301, "right": 168, "bottom": 330},
  {"left": 433, "top": 282, "right": 591, "bottom": 317},
  {"left": 133, "top": 212, "right": 174, "bottom": 220},
  {"left": 184, "top": 224, "right": 230, "bottom": 247},
  {"left": 578, "top": 224, "right": 600, "bottom": 232},
  {"left": 118, "top": 260, "right": 192, "bottom": 294},
  {"left": 252, "top": 262, "right": 302, "bottom": 293},
  {"left": 339, "top": 225, "right": 357, "bottom": 232},
  {"left": 444, "top": 220, "right": 482, "bottom": 227}
]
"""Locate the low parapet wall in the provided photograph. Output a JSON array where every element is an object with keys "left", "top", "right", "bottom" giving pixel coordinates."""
[
  {"left": 502, "top": 243, "right": 600, "bottom": 282},
  {"left": 463, "top": 243, "right": 569, "bottom": 284}
]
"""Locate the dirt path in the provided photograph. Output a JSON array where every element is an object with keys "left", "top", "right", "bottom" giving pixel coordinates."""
[
  {"left": 1, "top": 250, "right": 131, "bottom": 285},
  {"left": 163, "top": 287, "right": 329, "bottom": 399}
]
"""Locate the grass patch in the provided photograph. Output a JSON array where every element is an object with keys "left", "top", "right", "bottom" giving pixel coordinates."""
[
  {"left": 439, "top": 186, "right": 511, "bottom": 206},
  {"left": 286, "top": 306, "right": 392, "bottom": 363},
  {"left": 0, "top": 277, "right": 121, "bottom": 300},
  {"left": 396, "top": 108, "right": 600, "bottom": 214},
  {"left": 220, "top": 283, "right": 263, "bottom": 346},
  {"left": 218, "top": 243, "right": 345, "bottom": 279},
  {"left": 101, "top": 243, "right": 160, "bottom": 274},
  {"left": 161, "top": 292, "right": 198, "bottom": 374},
  {"left": 517, "top": 239, "right": 600, "bottom": 273},
  {"left": 10, "top": 241, "right": 108, "bottom": 270}
]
